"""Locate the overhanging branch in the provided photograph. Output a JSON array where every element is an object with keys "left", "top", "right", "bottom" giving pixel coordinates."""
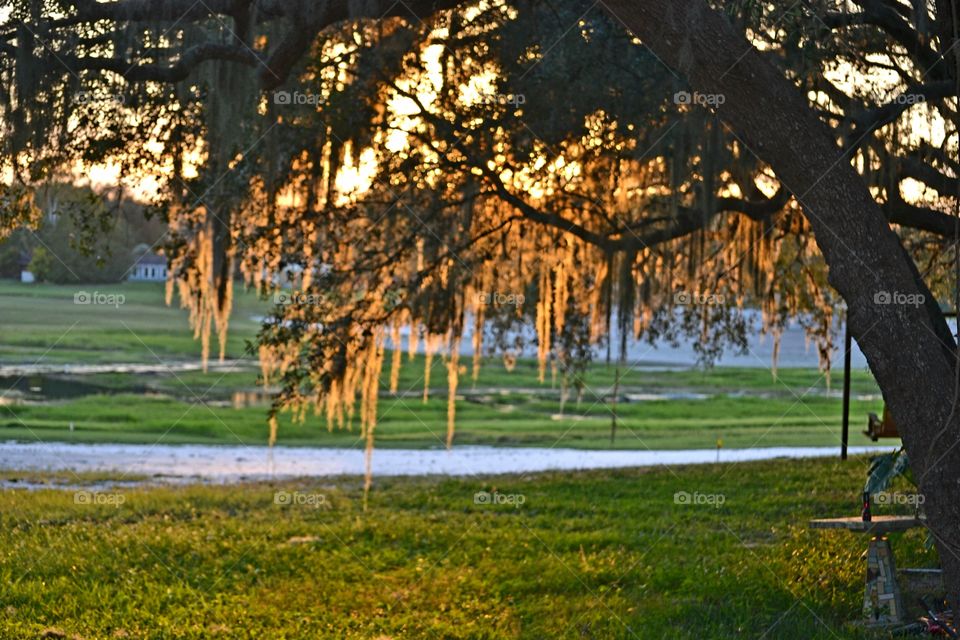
[{"left": 57, "top": 42, "right": 261, "bottom": 82}]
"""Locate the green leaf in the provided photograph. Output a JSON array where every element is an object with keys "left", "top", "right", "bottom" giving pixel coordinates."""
[{"left": 864, "top": 448, "right": 911, "bottom": 495}]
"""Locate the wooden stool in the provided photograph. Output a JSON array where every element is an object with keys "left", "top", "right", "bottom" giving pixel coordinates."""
[{"left": 810, "top": 515, "right": 922, "bottom": 625}]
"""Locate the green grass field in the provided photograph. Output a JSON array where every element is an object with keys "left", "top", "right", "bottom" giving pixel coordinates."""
[
  {"left": 1, "top": 389, "right": 884, "bottom": 449},
  {"left": 0, "top": 280, "right": 890, "bottom": 450},
  {"left": 0, "top": 284, "right": 922, "bottom": 639},
  {"left": 0, "top": 280, "right": 266, "bottom": 363},
  {"left": 0, "top": 457, "right": 931, "bottom": 639}
]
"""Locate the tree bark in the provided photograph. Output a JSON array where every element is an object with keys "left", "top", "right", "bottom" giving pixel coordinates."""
[{"left": 600, "top": 0, "right": 960, "bottom": 592}]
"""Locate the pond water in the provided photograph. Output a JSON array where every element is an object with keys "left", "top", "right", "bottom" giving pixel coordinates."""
[
  {"left": 0, "top": 361, "right": 254, "bottom": 405},
  {"left": 0, "top": 441, "right": 892, "bottom": 483},
  {"left": 0, "top": 360, "right": 248, "bottom": 377},
  {"left": 0, "top": 374, "right": 138, "bottom": 402}
]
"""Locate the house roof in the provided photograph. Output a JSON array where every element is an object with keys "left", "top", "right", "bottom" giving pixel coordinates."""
[{"left": 133, "top": 253, "right": 167, "bottom": 266}]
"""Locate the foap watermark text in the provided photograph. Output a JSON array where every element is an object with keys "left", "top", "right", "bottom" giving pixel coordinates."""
[
  {"left": 274, "top": 490, "right": 328, "bottom": 508},
  {"left": 674, "top": 490, "right": 725, "bottom": 508},
  {"left": 474, "top": 490, "right": 526, "bottom": 508},
  {"left": 674, "top": 91, "right": 725, "bottom": 107},
  {"left": 74, "top": 490, "right": 126, "bottom": 507},
  {"left": 874, "top": 291, "right": 925, "bottom": 307},
  {"left": 74, "top": 291, "right": 125, "bottom": 307}
]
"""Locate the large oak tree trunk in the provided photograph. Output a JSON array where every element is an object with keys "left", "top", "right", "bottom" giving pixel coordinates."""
[{"left": 601, "top": 0, "right": 960, "bottom": 594}]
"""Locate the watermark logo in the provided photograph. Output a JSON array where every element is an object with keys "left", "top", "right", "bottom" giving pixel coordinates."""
[
  {"left": 73, "top": 90, "right": 125, "bottom": 105},
  {"left": 873, "top": 290, "right": 925, "bottom": 308},
  {"left": 74, "top": 291, "right": 125, "bottom": 308},
  {"left": 274, "top": 291, "right": 326, "bottom": 306},
  {"left": 673, "top": 490, "right": 725, "bottom": 508},
  {"left": 273, "top": 91, "right": 323, "bottom": 107},
  {"left": 891, "top": 93, "right": 926, "bottom": 105},
  {"left": 674, "top": 291, "right": 725, "bottom": 305},
  {"left": 474, "top": 490, "right": 526, "bottom": 508},
  {"left": 674, "top": 91, "right": 726, "bottom": 108},
  {"left": 874, "top": 491, "right": 924, "bottom": 506},
  {"left": 476, "top": 291, "right": 525, "bottom": 307},
  {"left": 480, "top": 92, "right": 526, "bottom": 108},
  {"left": 74, "top": 490, "right": 125, "bottom": 507},
  {"left": 274, "top": 490, "right": 327, "bottom": 508}
]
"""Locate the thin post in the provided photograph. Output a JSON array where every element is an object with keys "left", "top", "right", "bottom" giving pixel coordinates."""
[
  {"left": 841, "top": 319, "right": 852, "bottom": 461},
  {"left": 610, "top": 365, "right": 620, "bottom": 444}
]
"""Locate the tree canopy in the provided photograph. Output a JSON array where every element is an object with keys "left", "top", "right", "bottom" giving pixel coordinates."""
[{"left": 1, "top": 0, "right": 957, "bottom": 459}]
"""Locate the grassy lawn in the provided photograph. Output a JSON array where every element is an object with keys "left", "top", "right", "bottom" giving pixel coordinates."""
[
  {"left": 1, "top": 390, "right": 885, "bottom": 449},
  {"left": 0, "top": 280, "right": 268, "bottom": 363},
  {"left": 0, "top": 457, "right": 931, "bottom": 639},
  {"left": 0, "top": 279, "right": 879, "bottom": 393},
  {"left": 0, "top": 280, "right": 890, "bottom": 450}
]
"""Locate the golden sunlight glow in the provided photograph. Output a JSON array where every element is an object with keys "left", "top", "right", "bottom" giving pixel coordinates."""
[
  {"left": 334, "top": 142, "right": 378, "bottom": 204},
  {"left": 26, "top": 11, "right": 948, "bottom": 225}
]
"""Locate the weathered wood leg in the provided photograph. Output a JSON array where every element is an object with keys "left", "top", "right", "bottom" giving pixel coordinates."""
[{"left": 863, "top": 536, "right": 904, "bottom": 624}]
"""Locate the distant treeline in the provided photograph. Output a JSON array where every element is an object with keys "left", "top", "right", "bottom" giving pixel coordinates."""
[{"left": 0, "top": 183, "right": 166, "bottom": 284}]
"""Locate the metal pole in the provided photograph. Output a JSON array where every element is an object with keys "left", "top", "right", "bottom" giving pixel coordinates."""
[{"left": 841, "top": 320, "right": 852, "bottom": 461}]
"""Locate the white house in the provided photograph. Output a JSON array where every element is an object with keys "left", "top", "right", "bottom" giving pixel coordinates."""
[
  {"left": 18, "top": 250, "right": 34, "bottom": 283},
  {"left": 128, "top": 253, "right": 167, "bottom": 282}
]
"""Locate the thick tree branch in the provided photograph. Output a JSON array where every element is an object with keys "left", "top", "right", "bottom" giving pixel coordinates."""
[
  {"left": 830, "top": 0, "right": 948, "bottom": 75},
  {"left": 257, "top": 0, "right": 463, "bottom": 89},
  {"left": 58, "top": 42, "right": 261, "bottom": 82},
  {"left": 899, "top": 155, "right": 960, "bottom": 198},
  {"left": 845, "top": 80, "right": 956, "bottom": 149},
  {"left": 885, "top": 197, "right": 960, "bottom": 237},
  {"left": 70, "top": 0, "right": 243, "bottom": 22}
]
